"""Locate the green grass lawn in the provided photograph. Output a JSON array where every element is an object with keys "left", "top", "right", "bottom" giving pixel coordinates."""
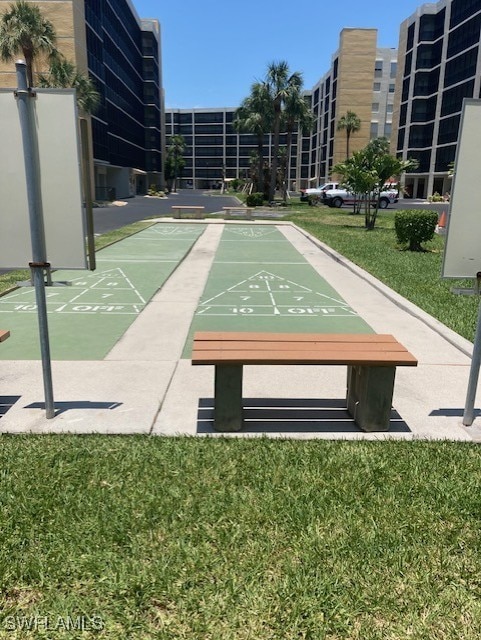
[{"left": 1, "top": 436, "right": 481, "bottom": 640}]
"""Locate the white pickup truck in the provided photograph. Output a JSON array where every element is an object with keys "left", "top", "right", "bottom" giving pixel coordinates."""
[
  {"left": 322, "top": 187, "right": 399, "bottom": 209},
  {"left": 300, "top": 182, "right": 339, "bottom": 202}
]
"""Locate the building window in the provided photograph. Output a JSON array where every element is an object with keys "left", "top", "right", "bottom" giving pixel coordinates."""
[
  {"left": 372, "top": 102, "right": 379, "bottom": 112},
  {"left": 386, "top": 104, "right": 393, "bottom": 113},
  {"left": 374, "top": 61, "right": 383, "bottom": 78},
  {"left": 389, "top": 84, "right": 395, "bottom": 93},
  {"left": 390, "top": 62, "right": 397, "bottom": 78},
  {"left": 373, "top": 82, "right": 381, "bottom": 91},
  {"left": 450, "top": 0, "right": 481, "bottom": 29},
  {"left": 370, "top": 122, "right": 379, "bottom": 138}
]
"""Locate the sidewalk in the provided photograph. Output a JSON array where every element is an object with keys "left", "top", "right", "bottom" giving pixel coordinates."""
[{"left": 1, "top": 220, "right": 480, "bottom": 441}]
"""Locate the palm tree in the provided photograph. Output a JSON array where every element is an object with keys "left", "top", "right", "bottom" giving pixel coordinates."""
[
  {"left": 165, "top": 134, "right": 186, "bottom": 192},
  {"left": 336, "top": 110, "right": 361, "bottom": 159},
  {"left": 234, "top": 82, "right": 272, "bottom": 196},
  {"left": 38, "top": 56, "right": 100, "bottom": 114},
  {"left": 264, "top": 61, "right": 303, "bottom": 201},
  {"left": 282, "top": 91, "right": 314, "bottom": 199},
  {"left": 0, "top": 0, "right": 57, "bottom": 87}
]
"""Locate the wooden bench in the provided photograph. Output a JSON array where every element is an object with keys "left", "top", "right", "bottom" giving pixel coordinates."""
[
  {"left": 172, "top": 206, "right": 205, "bottom": 219},
  {"left": 0, "top": 330, "right": 10, "bottom": 343},
  {"left": 192, "top": 331, "right": 418, "bottom": 433},
  {"left": 222, "top": 206, "right": 254, "bottom": 219}
]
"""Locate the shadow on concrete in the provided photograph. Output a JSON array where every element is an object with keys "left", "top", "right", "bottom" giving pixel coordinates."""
[
  {"left": 429, "top": 408, "right": 480, "bottom": 417},
  {"left": 25, "top": 401, "right": 122, "bottom": 416},
  {"left": 0, "top": 396, "right": 21, "bottom": 419},
  {"left": 197, "top": 398, "right": 411, "bottom": 434}
]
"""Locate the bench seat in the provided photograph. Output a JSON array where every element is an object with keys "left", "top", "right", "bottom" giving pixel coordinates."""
[
  {"left": 0, "top": 330, "right": 10, "bottom": 342},
  {"left": 172, "top": 206, "right": 205, "bottom": 219},
  {"left": 192, "top": 331, "right": 417, "bottom": 433},
  {"left": 222, "top": 206, "right": 253, "bottom": 219}
]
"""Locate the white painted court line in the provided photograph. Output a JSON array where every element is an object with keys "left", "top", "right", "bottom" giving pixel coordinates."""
[{"left": 196, "top": 270, "right": 361, "bottom": 318}]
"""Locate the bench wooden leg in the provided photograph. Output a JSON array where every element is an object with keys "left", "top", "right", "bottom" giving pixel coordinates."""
[
  {"left": 346, "top": 365, "right": 396, "bottom": 431},
  {"left": 214, "top": 365, "right": 243, "bottom": 431}
]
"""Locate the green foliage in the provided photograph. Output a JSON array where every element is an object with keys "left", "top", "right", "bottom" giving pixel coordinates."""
[
  {"left": 2, "top": 436, "right": 481, "bottom": 637},
  {"left": 428, "top": 192, "right": 444, "bottom": 202},
  {"left": 147, "top": 184, "right": 165, "bottom": 197},
  {"left": 246, "top": 192, "right": 264, "bottom": 207},
  {"left": 38, "top": 55, "right": 100, "bottom": 114},
  {"left": 0, "top": 0, "right": 57, "bottom": 87},
  {"left": 394, "top": 209, "right": 439, "bottom": 251}
]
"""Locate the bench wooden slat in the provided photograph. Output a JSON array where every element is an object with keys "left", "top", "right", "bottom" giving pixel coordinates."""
[
  {"left": 192, "top": 348, "right": 417, "bottom": 367},
  {"left": 193, "top": 340, "right": 408, "bottom": 353},
  {"left": 0, "top": 330, "right": 10, "bottom": 342},
  {"left": 193, "top": 331, "right": 398, "bottom": 343}
]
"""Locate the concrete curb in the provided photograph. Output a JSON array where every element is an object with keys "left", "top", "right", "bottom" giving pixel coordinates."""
[{"left": 291, "top": 222, "right": 474, "bottom": 359}]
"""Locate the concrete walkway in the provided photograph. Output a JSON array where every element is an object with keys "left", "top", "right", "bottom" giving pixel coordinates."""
[{"left": 1, "top": 220, "right": 480, "bottom": 441}]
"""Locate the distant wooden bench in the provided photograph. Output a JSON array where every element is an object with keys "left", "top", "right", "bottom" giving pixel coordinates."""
[
  {"left": 172, "top": 206, "right": 205, "bottom": 219},
  {"left": 0, "top": 330, "right": 10, "bottom": 344},
  {"left": 222, "top": 206, "right": 254, "bottom": 219},
  {"left": 192, "top": 331, "right": 417, "bottom": 433}
]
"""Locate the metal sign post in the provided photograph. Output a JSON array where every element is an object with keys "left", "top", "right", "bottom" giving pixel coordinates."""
[
  {"left": 15, "top": 60, "right": 55, "bottom": 418},
  {"left": 463, "top": 274, "right": 481, "bottom": 426}
]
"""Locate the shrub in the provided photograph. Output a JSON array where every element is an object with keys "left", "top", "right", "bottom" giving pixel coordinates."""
[
  {"left": 394, "top": 209, "right": 438, "bottom": 251},
  {"left": 246, "top": 192, "right": 264, "bottom": 207},
  {"left": 428, "top": 191, "right": 444, "bottom": 203}
]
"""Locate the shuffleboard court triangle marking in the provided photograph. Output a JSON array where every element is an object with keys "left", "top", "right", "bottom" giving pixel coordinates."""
[
  {"left": 67, "top": 268, "right": 146, "bottom": 304},
  {"left": 199, "top": 270, "right": 353, "bottom": 312},
  {"left": 227, "top": 227, "right": 277, "bottom": 238}
]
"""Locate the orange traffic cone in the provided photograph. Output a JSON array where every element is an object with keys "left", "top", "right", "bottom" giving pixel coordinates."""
[{"left": 436, "top": 211, "right": 447, "bottom": 235}]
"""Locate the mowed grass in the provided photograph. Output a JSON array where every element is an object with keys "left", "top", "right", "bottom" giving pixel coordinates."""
[
  {"left": 2, "top": 436, "right": 481, "bottom": 639},
  {"left": 287, "top": 203, "right": 478, "bottom": 341}
]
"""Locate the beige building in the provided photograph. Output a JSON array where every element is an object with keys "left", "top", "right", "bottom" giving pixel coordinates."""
[
  {"left": 0, "top": 0, "right": 88, "bottom": 87},
  {"left": 298, "top": 28, "right": 397, "bottom": 188}
]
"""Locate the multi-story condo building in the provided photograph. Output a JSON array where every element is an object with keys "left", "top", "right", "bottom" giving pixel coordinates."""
[
  {"left": 166, "top": 29, "right": 396, "bottom": 191},
  {"left": 165, "top": 108, "right": 297, "bottom": 191},
  {"left": 0, "top": 0, "right": 164, "bottom": 199},
  {"left": 393, "top": 0, "right": 481, "bottom": 199},
  {"left": 300, "top": 29, "right": 397, "bottom": 188}
]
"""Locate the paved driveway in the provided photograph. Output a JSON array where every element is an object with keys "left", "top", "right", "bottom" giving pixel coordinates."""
[{"left": 93, "top": 189, "right": 240, "bottom": 234}]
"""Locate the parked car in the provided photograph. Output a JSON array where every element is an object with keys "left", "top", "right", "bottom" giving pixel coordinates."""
[
  {"left": 322, "top": 188, "right": 398, "bottom": 209},
  {"left": 300, "top": 182, "right": 339, "bottom": 202}
]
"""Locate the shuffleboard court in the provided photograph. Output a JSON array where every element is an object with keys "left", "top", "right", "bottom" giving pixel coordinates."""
[
  {"left": 182, "top": 225, "right": 372, "bottom": 357},
  {"left": 0, "top": 224, "right": 205, "bottom": 360}
]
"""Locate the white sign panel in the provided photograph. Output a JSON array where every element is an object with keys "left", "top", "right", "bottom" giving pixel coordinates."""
[
  {"left": 0, "top": 88, "right": 87, "bottom": 269},
  {"left": 442, "top": 99, "right": 481, "bottom": 279}
]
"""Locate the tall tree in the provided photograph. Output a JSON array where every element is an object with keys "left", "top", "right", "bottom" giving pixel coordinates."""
[
  {"left": 234, "top": 82, "right": 272, "bottom": 196},
  {"left": 264, "top": 61, "right": 303, "bottom": 201},
  {"left": 336, "top": 110, "right": 361, "bottom": 159},
  {"left": 0, "top": 0, "right": 57, "bottom": 87},
  {"left": 282, "top": 91, "right": 314, "bottom": 200},
  {"left": 38, "top": 56, "right": 100, "bottom": 114},
  {"left": 164, "top": 134, "right": 185, "bottom": 192}
]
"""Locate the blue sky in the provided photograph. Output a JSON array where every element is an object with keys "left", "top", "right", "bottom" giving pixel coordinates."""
[{"left": 134, "top": 0, "right": 425, "bottom": 109}]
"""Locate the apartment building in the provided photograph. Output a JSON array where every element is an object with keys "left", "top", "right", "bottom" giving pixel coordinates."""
[
  {"left": 300, "top": 29, "right": 397, "bottom": 188},
  {"left": 0, "top": 0, "right": 164, "bottom": 199},
  {"left": 165, "top": 108, "right": 296, "bottom": 190},
  {"left": 393, "top": 0, "right": 481, "bottom": 199},
  {"left": 166, "top": 29, "right": 396, "bottom": 191}
]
